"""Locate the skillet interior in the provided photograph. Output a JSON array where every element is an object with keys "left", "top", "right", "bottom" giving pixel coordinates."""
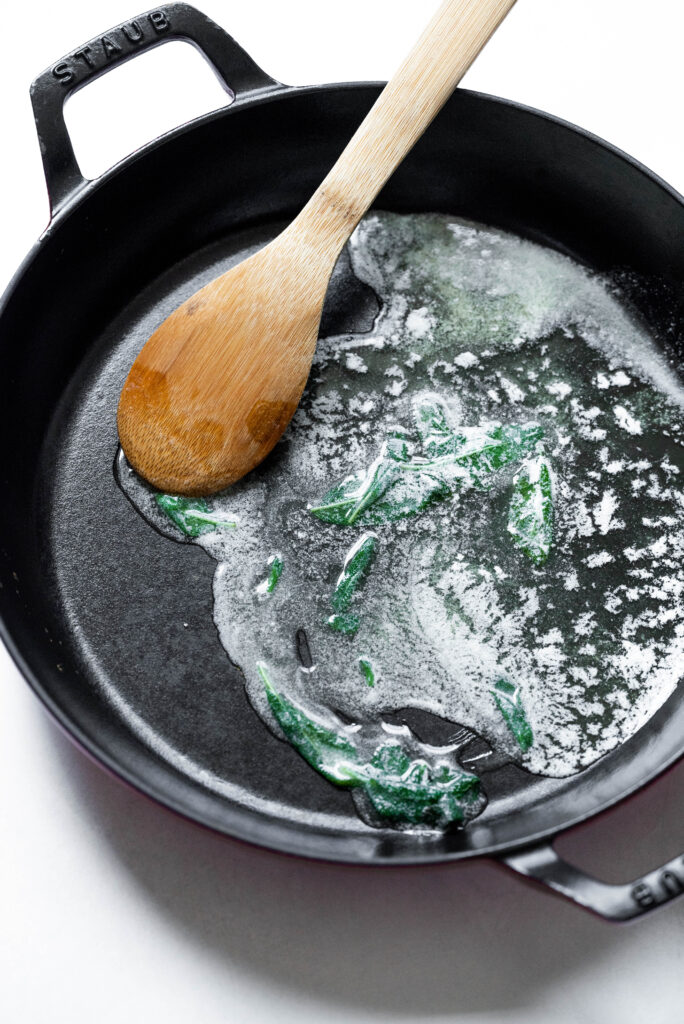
[{"left": 1, "top": 85, "right": 683, "bottom": 863}]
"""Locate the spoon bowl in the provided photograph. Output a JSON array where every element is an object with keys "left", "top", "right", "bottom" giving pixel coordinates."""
[{"left": 118, "top": 220, "right": 334, "bottom": 494}]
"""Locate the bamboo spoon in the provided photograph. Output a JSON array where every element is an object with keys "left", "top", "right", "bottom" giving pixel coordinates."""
[{"left": 118, "top": 0, "right": 517, "bottom": 495}]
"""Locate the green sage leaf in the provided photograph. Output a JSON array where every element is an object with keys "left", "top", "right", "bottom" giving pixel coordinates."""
[
  {"left": 155, "top": 494, "right": 237, "bottom": 538},
  {"left": 260, "top": 668, "right": 484, "bottom": 827},
  {"left": 256, "top": 554, "right": 283, "bottom": 598},
  {"left": 507, "top": 453, "right": 554, "bottom": 564},
  {"left": 330, "top": 533, "right": 377, "bottom": 613},
  {"left": 491, "top": 678, "right": 534, "bottom": 752},
  {"left": 259, "top": 663, "right": 361, "bottom": 784}
]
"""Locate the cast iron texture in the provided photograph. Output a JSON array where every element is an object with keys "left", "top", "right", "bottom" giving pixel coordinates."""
[{"left": 0, "top": 5, "right": 682, "bottom": 918}]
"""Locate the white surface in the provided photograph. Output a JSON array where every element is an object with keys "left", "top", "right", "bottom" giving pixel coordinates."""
[{"left": 1, "top": 2, "right": 683, "bottom": 1021}]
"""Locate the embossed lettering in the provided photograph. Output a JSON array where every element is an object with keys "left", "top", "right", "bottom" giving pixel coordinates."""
[
  {"left": 101, "top": 35, "right": 123, "bottom": 59},
  {"left": 631, "top": 882, "right": 656, "bottom": 908},
  {"left": 74, "top": 46, "right": 95, "bottom": 69},
  {"left": 149, "top": 11, "right": 170, "bottom": 34},
  {"left": 660, "top": 870, "right": 683, "bottom": 898},
  {"left": 52, "top": 61, "right": 74, "bottom": 85},
  {"left": 122, "top": 20, "right": 144, "bottom": 44}
]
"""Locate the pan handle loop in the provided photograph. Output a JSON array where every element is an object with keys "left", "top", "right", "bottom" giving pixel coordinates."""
[
  {"left": 30, "top": 3, "right": 282, "bottom": 216},
  {"left": 503, "top": 841, "right": 684, "bottom": 921}
]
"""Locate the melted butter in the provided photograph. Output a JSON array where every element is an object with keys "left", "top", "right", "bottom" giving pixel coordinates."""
[{"left": 117, "top": 212, "right": 684, "bottom": 830}]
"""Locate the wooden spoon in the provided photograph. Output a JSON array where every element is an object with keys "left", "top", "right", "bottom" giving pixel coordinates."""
[{"left": 118, "top": 0, "right": 517, "bottom": 495}]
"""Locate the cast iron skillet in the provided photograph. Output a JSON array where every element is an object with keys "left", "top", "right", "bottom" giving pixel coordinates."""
[{"left": 1, "top": 3, "right": 682, "bottom": 920}]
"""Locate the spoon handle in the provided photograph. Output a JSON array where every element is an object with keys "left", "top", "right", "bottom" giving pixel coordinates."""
[{"left": 295, "top": 0, "right": 517, "bottom": 255}]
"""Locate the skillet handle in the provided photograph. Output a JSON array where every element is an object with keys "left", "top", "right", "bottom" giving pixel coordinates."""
[
  {"left": 503, "top": 841, "right": 684, "bottom": 921},
  {"left": 30, "top": 3, "right": 281, "bottom": 216}
]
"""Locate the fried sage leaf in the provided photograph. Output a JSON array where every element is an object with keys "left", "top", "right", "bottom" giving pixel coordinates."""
[
  {"left": 409, "top": 421, "right": 545, "bottom": 489},
  {"left": 310, "top": 419, "right": 544, "bottom": 527},
  {"left": 259, "top": 663, "right": 360, "bottom": 784},
  {"left": 507, "top": 453, "right": 554, "bottom": 564},
  {"left": 327, "top": 612, "right": 361, "bottom": 636},
  {"left": 412, "top": 395, "right": 458, "bottom": 458},
  {"left": 330, "top": 533, "right": 378, "bottom": 612},
  {"left": 256, "top": 554, "right": 283, "bottom": 598},
  {"left": 326, "top": 533, "right": 377, "bottom": 637},
  {"left": 312, "top": 470, "right": 451, "bottom": 527},
  {"left": 260, "top": 666, "right": 484, "bottom": 827},
  {"left": 310, "top": 428, "right": 412, "bottom": 526},
  {"left": 491, "top": 678, "right": 534, "bottom": 752},
  {"left": 362, "top": 741, "right": 484, "bottom": 827},
  {"left": 359, "top": 657, "right": 376, "bottom": 687},
  {"left": 155, "top": 494, "right": 237, "bottom": 538}
]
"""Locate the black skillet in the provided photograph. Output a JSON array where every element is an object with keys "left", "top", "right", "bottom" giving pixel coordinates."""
[{"left": 1, "top": 3, "right": 683, "bottom": 921}]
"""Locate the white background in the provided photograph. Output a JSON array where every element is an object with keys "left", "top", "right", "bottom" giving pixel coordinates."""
[{"left": 1, "top": 2, "right": 683, "bottom": 1021}]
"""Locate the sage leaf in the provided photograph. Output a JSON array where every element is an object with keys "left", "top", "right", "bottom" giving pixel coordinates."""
[
  {"left": 491, "top": 678, "right": 534, "bottom": 752},
  {"left": 260, "top": 668, "right": 484, "bottom": 827},
  {"left": 311, "top": 418, "right": 545, "bottom": 528},
  {"left": 155, "top": 494, "right": 237, "bottom": 538},
  {"left": 359, "top": 657, "right": 376, "bottom": 687},
  {"left": 327, "top": 612, "right": 361, "bottom": 636},
  {"left": 259, "top": 662, "right": 361, "bottom": 784},
  {"left": 412, "top": 395, "right": 459, "bottom": 457},
  {"left": 312, "top": 470, "right": 450, "bottom": 526},
  {"left": 330, "top": 533, "right": 377, "bottom": 613},
  {"left": 345, "top": 453, "right": 400, "bottom": 525},
  {"left": 256, "top": 554, "right": 283, "bottom": 598},
  {"left": 311, "top": 427, "right": 412, "bottom": 526},
  {"left": 309, "top": 474, "right": 363, "bottom": 525},
  {"left": 362, "top": 741, "right": 484, "bottom": 827},
  {"left": 406, "top": 422, "right": 545, "bottom": 489},
  {"left": 507, "top": 453, "right": 554, "bottom": 564}
]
